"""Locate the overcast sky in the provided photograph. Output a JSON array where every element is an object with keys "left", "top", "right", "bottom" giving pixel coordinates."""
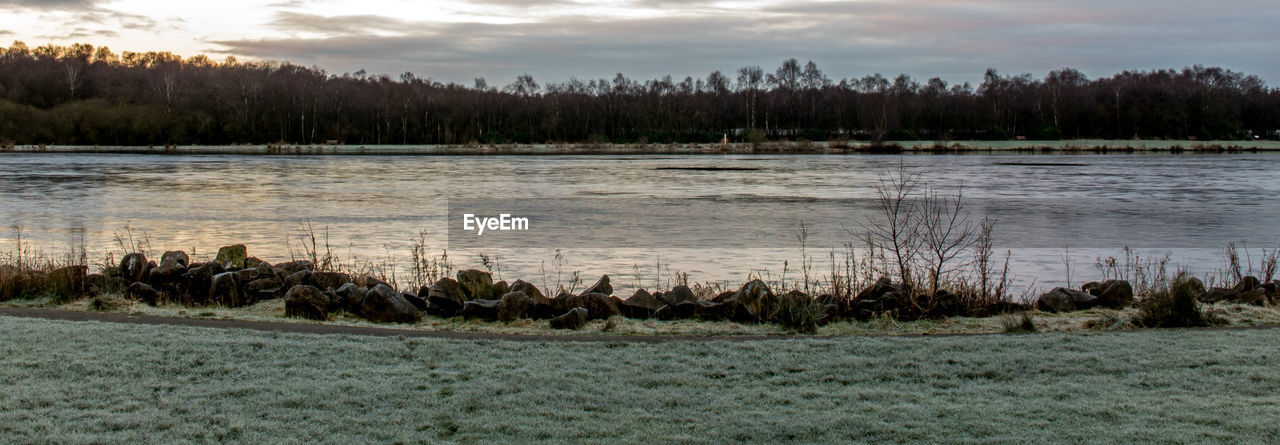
[{"left": 1, "top": 0, "right": 1276, "bottom": 86}]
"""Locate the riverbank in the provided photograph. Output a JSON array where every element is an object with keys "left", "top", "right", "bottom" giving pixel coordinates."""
[
  {"left": 2, "top": 314, "right": 1277, "bottom": 442},
  {"left": 4, "top": 139, "right": 1280, "bottom": 155}
]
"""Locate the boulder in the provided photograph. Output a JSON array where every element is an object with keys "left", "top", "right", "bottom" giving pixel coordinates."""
[
  {"left": 855, "top": 277, "right": 901, "bottom": 302},
  {"left": 313, "top": 271, "right": 352, "bottom": 291},
  {"left": 1199, "top": 287, "right": 1240, "bottom": 304},
  {"left": 423, "top": 277, "right": 467, "bottom": 317},
  {"left": 335, "top": 283, "right": 366, "bottom": 314},
  {"left": 1238, "top": 289, "right": 1268, "bottom": 306},
  {"left": 456, "top": 269, "right": 495, "bottom": 300},
  {"left": 209, "top": 272, "right": 247, "bottom": 307},
  {"left": 242, "top": 278, "right": 282, "bottom": 301},
  {"left": 47, "top": 265, "right": 87, "bottom": 300},
  {"left": 619, "top": 289, "right": 663, "bottom": 319},
  {"left": 1037, "top": 287, "right": 1098, "bottom": 313},
  {"left": 284, "top": 270, "right": 319, "bottom": 291},
  {"left": 561, "top": 292, "right": 620, "bottom": 320},
  {"left": 181, "top": 261, "right": 225, "bottom": 303},
  {"left": 550, "top": 307, "right": 589, "bottom": 330},
  {"left": 498, "top": 291, "right": 535, "bottom": 321},
  {"left": 245, "top": 256, "right": 267, "bottom": 269},
  {"left": 215, "top": 244, "right": 248, "bottom": 270},
  {"left": 581, "top": 275, "right": 613, "bottom": 296},
  {"left": 125, "top": 282, "right": 160, "bottom": 305},
  {"left": 149, "top": 257, "right": 188, "bottom": 285},
  {"left": 655, "top": 285, "right": 696, "bottom": 306},
  {"left": 509, "top": 280, "right": 547, "bottom": 302},
  {"left": 272, "top": 260, "right": 314, "bottom": 278},
  {"left": 657, "top": 300, "right": 728, "bottom": 321},
  {"left": 1083, "top": 280, "right": 1134, "bottom": 309},
  {"left": 160, "top": 250, "right": 189, "bottom": 267},
  {"left": 1235, "top": 276, "right": 1261, "bottom": 292},
  {"left": 403, "top": 292, "right": 429, "bottom": 312},
  {"left": 718, "top": 279, "right": 776, "bottom": 322},
  {"left": 361, "top": 284, "right": 421, "bottom": 323},
  {"left": 284, "top": 285, "right": 329, "bottom": 320},
  {"left": 119, "top": 253, "right": 148, "bottom": 284},
  {"left": 362, "top": 276, "right": 390, "bottom": 290},
  {"left": 462, "top": 299, "right": 501, "bottom": 320},
  {"left": 493, "top": 280, "right": 510, "bottom": 299}
]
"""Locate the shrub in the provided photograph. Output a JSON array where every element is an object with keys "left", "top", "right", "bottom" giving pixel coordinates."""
[
  {"left": 1138, "top": 272, "right": 1207, "bottom": 328},
  {"left": 772, "top": 296, "right": 824, "bottom": 334}
]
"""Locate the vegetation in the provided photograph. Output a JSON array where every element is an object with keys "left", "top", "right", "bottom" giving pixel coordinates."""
[{"left": 0, "top": 42, "right": 1276, "bottom": 146}]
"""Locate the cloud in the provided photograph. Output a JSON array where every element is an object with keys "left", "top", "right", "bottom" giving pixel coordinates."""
[
  {"left": 0, "top": 0, "right": 95, "bottom": 8},
  {"left": 197, "top": 0, "right": 1280, "bottom": 85}
]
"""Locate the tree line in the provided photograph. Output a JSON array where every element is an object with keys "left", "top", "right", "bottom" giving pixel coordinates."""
[{"left": 0, "top": 41, "right": 1276, "bottom": 146}]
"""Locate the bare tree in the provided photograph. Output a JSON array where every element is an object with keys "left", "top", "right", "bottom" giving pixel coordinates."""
[
  {"left": 919, "top": 183, "right": 978, "bottom": 295},
  {"left": 865, "top": 163, "right": 922, "bottom": 289}
]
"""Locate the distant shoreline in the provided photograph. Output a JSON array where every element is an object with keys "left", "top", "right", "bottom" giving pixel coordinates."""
[{"left": 3, "top": 139, "right": 1279, "bottom": 155}]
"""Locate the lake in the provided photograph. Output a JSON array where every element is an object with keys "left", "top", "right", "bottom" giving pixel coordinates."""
[{"left": 2, "top": 152, "right": 1277, "bottom": 297}]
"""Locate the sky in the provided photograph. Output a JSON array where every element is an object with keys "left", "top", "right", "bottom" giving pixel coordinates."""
[{"left": 0, "top": 0, "right": 1276, "bottom": 86}]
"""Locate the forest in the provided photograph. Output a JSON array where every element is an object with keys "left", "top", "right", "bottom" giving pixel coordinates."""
[{"left": 0, "top": 41, "right": 1276, "bottom": 146}]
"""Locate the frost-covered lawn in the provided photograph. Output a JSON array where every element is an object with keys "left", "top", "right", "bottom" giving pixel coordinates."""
[{"left": 1, "top": 315, "right": 1277, "bottom": 443}]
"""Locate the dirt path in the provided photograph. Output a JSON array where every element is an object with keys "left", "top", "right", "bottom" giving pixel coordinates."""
[{"left": 0, "top": 307, "right": 794, "bottom": 343}]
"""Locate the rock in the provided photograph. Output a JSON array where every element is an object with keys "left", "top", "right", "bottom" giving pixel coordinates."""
[
  {"left": 561, "top": 292, "right": 620, "bottom": 320},
  {"left": 313, "top": 271, "right": 352, "bottom": 291},
  {"left": 856, "top": 277, "right": 901, "bottom": 302},
  {"left": 242, "top": 278, "right": 282, "bottom": 301},
  {"left": 181, "top": 261, "right": 225, "bottom": 303},
  {"left": 284, "top": 270, "right": 319, "bottom": 290},
  {"left": 1238, "top": 289, "right": 1267, "bottom": 306},
  {"left": 215, "top": 244, "right": 248, "bottom": 270},
  {"left": 125, "top": 282, "right": 161, "bottom": 305},
  {"left": 284, "top": 285, "right": 329, "bottom": 320},
  {"left": 209, "top": 272, "right": 247, "bottom": 307},
  {"left": 1235, "top": 276, "right": 1261, "bottom": 292},
  {"left": 1199, "top": 287, "right": 1240, "bottom": 304},
  {"left": 619, "top": 289, "right": 663, "bottom": 319},
  {"left": 581, "top": 275, "right": 612, "bottom": 296},
  {"left": 493, "top": 280, "right": 510, "bottom": 299},
  {"left": 1037, "top": 287, "right": 1098, "bottom": 313},
  {"left": 361, "top": 284, "right": 421, "bottom": 323},
  {"left": 509, "top": 280, "right": 547, "bottom": 302},
  {"left": 1184, "top": 277, "right": 1207, "bottom": 296},
  {"left": 335, "top": 283, "right": 366, "bottom": 314},
  {"left": 272, "top": 260, "right": 314, "bottom": 278},
  {"left": 119, "top": 253, "right": 148, "bottom": 284},
  {"left": 815, "top": 294, "right": 850, "bottom": 319},
  {"left": 158, "top": 250, "right": 189, "bottom": 267},
  {"left": 362, "top": 276, "right": 390, "bottom": 290},
  {"left": 1083, "top": 280, "right": 1134, "bottom": 309},
  {"left": 423, "top": 277, "right": 467, "bottom": 317},
  {"left": 149, "top": 257, "right": 188, "bottom": 285},
  {"left": 657, "top": 300, "right": 728, "bottom": 321},
  {"left": 456, "top": 269, "right": 495, "bottom": 300},
  {"left": 462, "top": 299, "right": 501, "bottom": 320},
  {"left": 549, "top": 307, "right": 588, "bottom": 330},
  {"left": 47, "top": 265, "right": 87, "bottom": 300},
  {"left": 84, "top": 273, "right": 109, "bottom": 297},
  {"left": 718, "top": 279, "right": 776, "bottom": 322},
  {"left": 497, "top": 291, "right": 535, "bottom": 321},
  {"left": 655, "top": 285, "right": 696, "bottom": 306},
  {"left": 403, "top": 292, "right": 429, "bottom": 312},
  {"left": 245, "top": 256, "right": 267, "bottom": 269}
]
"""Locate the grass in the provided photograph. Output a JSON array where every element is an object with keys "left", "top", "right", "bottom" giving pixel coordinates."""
[
  {"left": 1, "top": 315, "right": 1279, "bottom": 442},
  {"left": 12, "top": 292, "right": 1280, "bottom": 338}
]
